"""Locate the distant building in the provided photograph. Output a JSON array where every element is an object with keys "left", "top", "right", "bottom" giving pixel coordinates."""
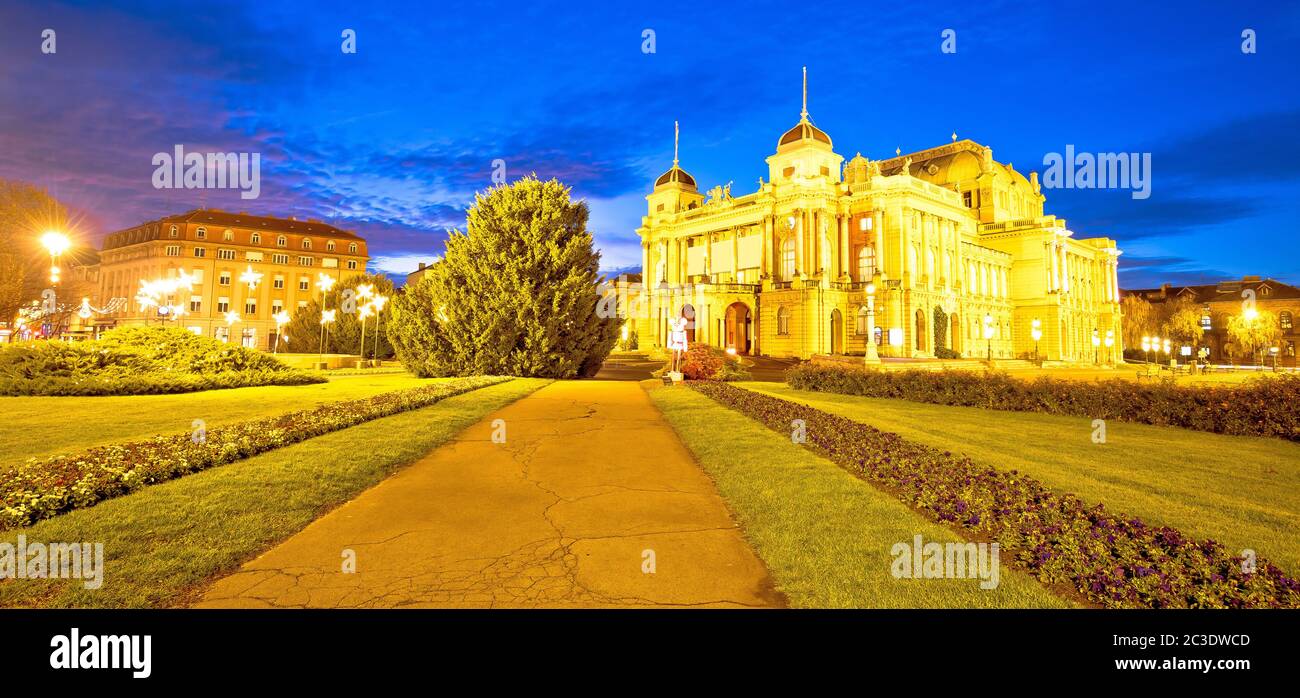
[
  {"left": 1125, "top": 276, "right": 1299, "bottom": 366},
  {"left": 406, "top": 261, "right": 436, "bottom": 288},
  {"left": 95, "top": 209, "right": 369, "bottom": 349},
  {"left": 628, "top": 75, "right": 1121, "bottom": 361}
]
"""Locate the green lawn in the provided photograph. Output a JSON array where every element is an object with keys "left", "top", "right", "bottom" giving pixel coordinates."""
[
  {"left": 0, "top": 372, "right": 436, "bottom": 464},
  {"left": 0, "top": 378, "right": 550, "bottom": 608},
  {"left": 743, "top": 382, "right": 1300, "bottom": 576},
  {"left": 646, "top": 383, "right": 1073, "bottom": 608}
]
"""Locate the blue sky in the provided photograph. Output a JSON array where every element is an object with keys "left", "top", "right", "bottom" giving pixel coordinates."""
[{"left": 1, "top": 0, "right": 1297, "bottom": 287}]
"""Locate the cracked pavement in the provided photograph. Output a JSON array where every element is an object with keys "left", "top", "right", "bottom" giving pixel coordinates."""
[{"left": 193, "top": 380, "right": 785, "bottom": 608}]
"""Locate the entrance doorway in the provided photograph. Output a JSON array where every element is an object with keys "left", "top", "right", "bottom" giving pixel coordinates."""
[{"left": 724, "top": 302, "right": 752, "bottom": 354}]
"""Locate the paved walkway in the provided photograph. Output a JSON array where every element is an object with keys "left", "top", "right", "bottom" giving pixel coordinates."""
[{"left": 195, "top": 381, "right": 783, "bottom": 608}]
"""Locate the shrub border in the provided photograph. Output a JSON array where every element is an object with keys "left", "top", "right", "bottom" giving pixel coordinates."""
[
  {"left": 786, "top": 363, "right": 1300, "bottom": 442},
  {"left": 689, "top": 381, "right": 1300, "bottom": 608}
]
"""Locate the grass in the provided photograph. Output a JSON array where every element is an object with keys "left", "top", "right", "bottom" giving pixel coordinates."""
[
  {"left": 0, "top": 378, "right": 550, "bottom": 608},
  {"left": 0, "top": 371, "right": 436, "bottom": 464},
  {"left": 645, "top": 382, "right": 1073, "bottom": 608},
  {"left": 742, "top": 381, "right": 1300, "bottom": 576}
]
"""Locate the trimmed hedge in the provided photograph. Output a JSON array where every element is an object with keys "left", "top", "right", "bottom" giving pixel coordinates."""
[
  {"left": 787, "top": 363, "right": 1300, "bottom": 442},
  {"left": 689, "top": 381, "right": 1300, "bottom": 608},
  {"left": 0, "top": 326, "right": 323, "bottom": 396},
  {"left": 0, "top": 376, "right": 510, "bottom": 528}
]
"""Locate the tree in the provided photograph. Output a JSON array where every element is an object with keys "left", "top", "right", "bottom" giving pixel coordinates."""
[
  {"left": 281, "top": 273, "right": 396, "bottom": 357},
  {"left": 0, "top": 179, "right": 72, "bottom": 328},
  {"left": 388, "top": 176, "right": 619, "bottom": 378},
  {"left": 1225, "top": 309, "right": 1281, "bottom": 365},
  {"left": 1120, "top": 294, "right": 1158, "bottom": 350},
  {"left": 1159, "top": 295, "right": 1204, "bottom": 346}
]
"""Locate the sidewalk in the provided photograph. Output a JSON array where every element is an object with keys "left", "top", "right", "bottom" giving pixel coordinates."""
[{"left": 194, "top": 380, "right": 783, "bottom": 608}]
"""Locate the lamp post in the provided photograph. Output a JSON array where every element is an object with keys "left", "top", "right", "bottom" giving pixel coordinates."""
[
  {"left": 272, "top": 310, "right": 291, "bottom": 354},
  {"left": 1031, "top": 318, "right": 1042, "bottom": 365},
  {"left": 983, "top": 313, "right": 995, "bottom": 364},
  {"left": 1104, "top": 329, "right": 1114, "bottom": 367},
  {"left": 1162, "top": 337, "right": 1171, "bottom": 366},
  {"left": 41, "top": 231, "right": 71, "bottom": 337},
  {"left": 1091, "top": 328, "right": 1100, "bottom": 365},
  {"left": 355, "top": 284, "right": 374, "bottom": 363},
  {"left": 224, "top": 310, "right": 240, "bottom": 345},
  {"left": 864, "top": 283, "right": 880, "bottom": 364},
  {"left": 371, "top": 294, "right": 388, "bottom": 364},
  {"left": 319, "top": 309, "right": 336, "bottom": 363}
]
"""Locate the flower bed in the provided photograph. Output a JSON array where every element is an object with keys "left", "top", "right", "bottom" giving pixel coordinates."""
[
  {"left": 0, "top": 376, "right": 510, "bottom": 529},
  {"left": 689, "top": 381, "right": 1300, "bottom": 608},
  {"left": 786, "top": 363, "right": 1300, "bottom": 442}
]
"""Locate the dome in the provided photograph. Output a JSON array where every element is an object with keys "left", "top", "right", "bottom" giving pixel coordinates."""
[
  {"left": 843, "top": 152, "right": 871, "bottom": 184},
  {"left": 655, "top": 165, "right": 696, "bottom": 189},
  {"left": 778, "top": 118, "right": 832, "bottom": 148}
]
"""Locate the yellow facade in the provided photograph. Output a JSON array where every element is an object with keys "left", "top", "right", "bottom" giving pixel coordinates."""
[
  {"left": 630, "top": 89, "right": 1123, "bottom": 363},
  {"left": 95, "top": 209, "right": 369, "bottom": 349}
]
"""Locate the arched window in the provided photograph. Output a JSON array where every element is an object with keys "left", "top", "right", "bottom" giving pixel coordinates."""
[
  {"left": 277, "top": 235, "right": 287, "bottom": 247},
  {"left": 1282, "top": 311, "right": 1294, "bottom": 331},
  {"left": 915, "top": 309, "right": 926, "bottom": 351},
  {"left": 251, "top": 233, "right": 261, "bottom": 244},
  {"left": 326, "top": 240, "right": 336, "bottom": 251},
  {"left": 855, "top": 306, "right": 869, "bottom": 335},
  {"left": 302, "top": 238, "right": 312, "bottom": 249},
  {"left": 196, "top": 226, "right": 207, "bottom": 239},
  {"left": 857, "top": 246, "right": 875, "bottom": 282},
  {"left": 777, "top": 306, "right": 791, "bottom": 335},
  {"left": 780, "top": 237, "right": 795, "bottom": 280},
  {"left": 348, "top": 242, "right": 358, "bottom": 253}
]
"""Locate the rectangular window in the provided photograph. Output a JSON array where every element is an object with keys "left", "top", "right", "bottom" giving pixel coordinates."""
[
  {"left": 189, "top": 295, "right": 202, "bottom": 312},
  {"left": 165, "top": 245, "right": 180, "bottom": 256},
  {"left": 218, "top": 249, "right": 236, "bottom": 260},
  {"left": 298, "top": 256, "right": 314, "bottom": 266},
  {"left": 272, "top": 300, "right": 284, "bottom": 315},
  {"left": 323, "top": 257, "right": 339, "bottom": 268},
  {"left": 246, "top": 251, "right": 264, "bottom": 262},
  {"left": 347, "top": 260, "right": 358, "bottom": 270},
  {"left": 193, "top": 247, "right": 206, "bottom": 258},
  {"left": 219, "top": 272, "right": 231, "bottom": 286},
  {"left": 245, "top": 299, "right": 257, "bottom": 315},
  {"left": 298, "top": 277, "right": 310, "bottom": 291},
  {"left": 274, "top": 275, "right": 285, "bottom": 289},
  {"left": 217, "top": 297, "right": 230, "bottom": 313},
  {"left": 273, "top": 254, "right": 289, "bottom": 265}
]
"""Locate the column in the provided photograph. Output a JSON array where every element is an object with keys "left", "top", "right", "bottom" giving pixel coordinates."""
[
  {"left": 838, "top": 214, "right": 849, "bottom": 280},
  {"left": 731, "top": 228, "right": 739, "bottom": 280},
  {"left": 790, "top": 210, "right": 800, "bottom": 276},
  {"left": 873, "top": 209, "right": 884, "bottom": 280},
  {"left": 641, "top": 242, "right": 649, "bottom": 286}
]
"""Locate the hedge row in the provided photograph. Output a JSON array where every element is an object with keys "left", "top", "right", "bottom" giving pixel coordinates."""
[
  {"left": 0, "top": 376, "right": 510, "bottom": 529},
  {"left": 689, "top": 381, "right": 1300, "bottom": 608},
  {"left": 786, "top": 363, "right": 1300, "bottom": 442}
]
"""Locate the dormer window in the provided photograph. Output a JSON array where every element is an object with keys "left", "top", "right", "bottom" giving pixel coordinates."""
[
  {"left": 196, "top": 227, "right": 207, "bottom": 239},
  {"left": 251, "top": 233, "right": 261, "bottom": 244},
  {"left": 326, "top": 240, "right": 335, "bottom": 251},
  {"left": 302, "top": 239, "right": 312, "bottom": 250},
  {"left": 277, "top": 235, "right": 287, "bottom": 247},
  {"left": 348, "top": 243, "right": 358, "bottom": 254}
]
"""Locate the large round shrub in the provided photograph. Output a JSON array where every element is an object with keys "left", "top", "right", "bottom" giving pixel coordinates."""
[{"left": 389, "top": 177, "right": 620, "bottom": 378}]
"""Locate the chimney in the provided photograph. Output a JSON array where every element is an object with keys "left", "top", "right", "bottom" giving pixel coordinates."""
[{"left": 418, "top": 262, "right": 426, "bottom": 270}]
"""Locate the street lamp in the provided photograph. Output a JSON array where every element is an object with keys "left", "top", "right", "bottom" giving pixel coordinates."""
[
  {"left": 272, "top": 310, "right": 291, "bottom": 354},
  {"left": 1104, "top": 329, "right": 1114, "bottom": 366},
  {"left": 358, "top": 302, "right": 373, "bottom": 364},
  {"left": 983, "top": 313, "right": 995, "bottom": 364},
  {"left": 1141, "top": 335, "right": 1151, "bottom": 364},
  {"left": 864, "top": 283, "right": 880, "bottom": 364},
  {"left": 223, "top": 310, "right": 240, "bottom": 345},
  {"left": 1162, "top": 338, "right": 1171, "bottom": 365},
  {"left": 41, "top": 231, "right": 70, "bottom": 284},
  {"left": 1031, "top": 318, "right": 1042, "bottom": 365},
  {"left": 319, "top": 309, "right": 337, "bottom": 361},
  {"left": 370, "top": 294, "right": 388, "bottom": 363}
]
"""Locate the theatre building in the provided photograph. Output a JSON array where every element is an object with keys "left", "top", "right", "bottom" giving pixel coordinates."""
[
  {"left": 94, "top": 209, "right": 369, "bottom": 349},
  {"left": 628, "top": 76, "right": 1123, "bottom": 363}
]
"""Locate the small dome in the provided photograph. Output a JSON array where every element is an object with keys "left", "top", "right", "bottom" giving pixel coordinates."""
[
  {"left": 778, "top": 119, "right": 832, "bottom": 148},
  {"left": 655, "top": 165, "right": 696, "bottom": 189},
  {"left": 844, "top": 152, "right": 870, "bottom": 184}
]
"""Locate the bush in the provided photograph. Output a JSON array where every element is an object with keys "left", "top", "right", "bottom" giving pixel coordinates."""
[
  {"left": 388, "top": 177, "right": 620, "bottom": 378},
  {"left": 690, "top": 381, "right": 1300, "bottom": 608},
  {"left": 680, "top": 345, "right": 724, "bottom": 380},
  {"left": 786, "top": 363, "right": 1300, "bottom": 442},
  {"left": 0, "top": 376, "right": 509, "bottom": 528},
  {"left": 934, "top": 347, "right": 962, "bottom": 359},
  {"left": 619, "top": 328, "right": 639, "bottom": 351},
  {"left": 0, "top": 326, "right": 322, "bottom": 396}
]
